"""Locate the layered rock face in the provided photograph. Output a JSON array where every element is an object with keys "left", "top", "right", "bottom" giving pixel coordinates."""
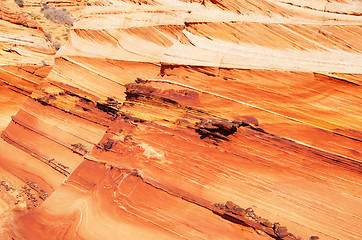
[{"left": 0, "top": 0, "right": 361, "bottom": 240}]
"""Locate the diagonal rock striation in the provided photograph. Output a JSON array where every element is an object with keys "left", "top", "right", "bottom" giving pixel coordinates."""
[{"left": 0, "top": 0, "right": 361, "bottom": 240}]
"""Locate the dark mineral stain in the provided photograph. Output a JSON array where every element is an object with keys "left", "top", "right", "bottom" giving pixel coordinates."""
[
  {"left": 102, "top": 138, "right": 115, "bottom": 151},
  {"left": 96, "top": 102, "right": 118, "bottom": 116},
  {"left": 274, "top": 223, "right": 289, "bottom": 239},
  {"left": 195, "top": 119, "right": 244, "bottom": 140},
  {"left": 309, "top": 236, "right": 319, "bottom": 240},
  {"left": 120, "top": 113, "right": 146, "bottom": 123},
  {"left": 71, "top": 143, "right": 90, "bottom": 154}
]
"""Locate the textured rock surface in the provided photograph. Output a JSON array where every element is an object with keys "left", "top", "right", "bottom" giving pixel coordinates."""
[
  {"left": 0, "top": 0, "right": 361, "bottom": 240},
  {"left": 0, "top": 0, "right": 40, "bottom": 28}
]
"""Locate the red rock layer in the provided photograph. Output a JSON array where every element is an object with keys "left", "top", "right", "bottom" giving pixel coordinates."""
[
  {"left": 0, "top": 0, "right": 361, "bottom": 240},
  {"left": 0, "top": 3, "right": 56, "bottom": 238},
  {"left": 0, "top": 0, "right": 40, "bottom": 28},
  {"left": 13, "top": 160, "right": 272, "bottom": 240}
]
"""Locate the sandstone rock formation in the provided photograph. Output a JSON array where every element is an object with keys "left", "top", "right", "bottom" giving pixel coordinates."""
[{"left": 0, "top": 0, "right": 361, "bottom": 239}]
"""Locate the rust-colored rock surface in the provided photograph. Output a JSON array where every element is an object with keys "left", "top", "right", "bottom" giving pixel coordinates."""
[
  {"left": 0, "top": 0, "right": 361, "bottom": 240},
  {"left": 0, "top": 0, "right": 40, "bottom": 29}
]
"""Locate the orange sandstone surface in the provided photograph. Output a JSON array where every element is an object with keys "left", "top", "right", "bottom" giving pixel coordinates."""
[{"left": 0, "top": 0, "right": 361, "bottom": 240}]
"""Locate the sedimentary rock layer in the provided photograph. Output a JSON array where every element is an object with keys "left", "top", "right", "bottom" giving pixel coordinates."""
[{"left": 0, "top": 0, "right": 361, "bottom": 240}]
